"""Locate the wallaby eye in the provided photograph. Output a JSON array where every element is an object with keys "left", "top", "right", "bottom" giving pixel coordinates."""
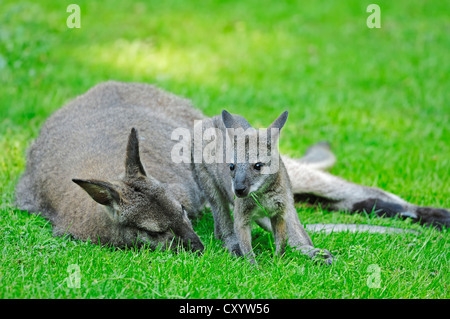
[
  {"left": 254, "top": 162, "right": 264, "bottom": 171},
  {"left": 229, "top": 163, "right": 235, "bottom": 171}
]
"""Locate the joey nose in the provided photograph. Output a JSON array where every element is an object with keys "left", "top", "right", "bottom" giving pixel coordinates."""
[{"left": 234, "top": 186, "right": 248, "bottom": 197}]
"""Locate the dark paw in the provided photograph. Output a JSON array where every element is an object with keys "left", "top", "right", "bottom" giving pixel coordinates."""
[
  {"left": 308, "top": 248, "right": 334, "bottom": 266},
  {"left": 352, "top": 198, "right": 450, "bottom": 231},
  {"left": 226, "top": 241, "right": 243, "bottom": 257},
  {"left": 415, "top": 207, "right": 450, "bottom": 230}
]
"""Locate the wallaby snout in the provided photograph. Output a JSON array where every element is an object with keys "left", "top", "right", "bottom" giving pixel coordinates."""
[
  {"left": 177, "top": 224, "right": 205, "bottom": 253},
  {"left": 233, "top": 169, "right": 250, "bottom": 198},
  {"left": 234, "top": 185, "right": 248, "bottom": 198},
  {"left": 170, "top": 206, "right": 204, "bottom": 253}
]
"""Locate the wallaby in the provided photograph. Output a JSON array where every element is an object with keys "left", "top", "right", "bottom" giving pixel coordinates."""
[
  {"left": 16, "top": 81, "right": 449, "bottom": 265},
  {"left": 15, "top": 110, "right": 204, "bottom": 252},
  {"left": 191, "top": 108, "right": 334, "bottom": 263},
  {"left": 219, "top": 110, "right": 309, "bottom": 263}
]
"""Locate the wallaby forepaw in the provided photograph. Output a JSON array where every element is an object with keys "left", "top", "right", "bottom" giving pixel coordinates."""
[
  {"left": 225, "top": 241, "right": 243, "bottom": 257},
  {"left": 309, "top": 248, "right": 334, "bottom": 266}
]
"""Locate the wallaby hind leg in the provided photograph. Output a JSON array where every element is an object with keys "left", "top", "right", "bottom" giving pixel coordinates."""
[
  {"left": 283, "top": 156, "right": 450, "bottom": 230},
  {"left": 254, "top": 211, "right": 333, "bottom": 264},
  {"left": 284, "top": 205, "right": 334, "bottom": 264}
]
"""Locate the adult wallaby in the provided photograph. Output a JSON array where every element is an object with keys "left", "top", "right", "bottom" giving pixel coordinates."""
[
  {"left": 15, "top": 113, "right": 204, "bottom": 252},
  {"left": 15, "top": 81, "right": 449, "bottom": 264}
]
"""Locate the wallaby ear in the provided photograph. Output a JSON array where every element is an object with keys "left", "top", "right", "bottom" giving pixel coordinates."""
[
  {"left": 267, "top": 111, "right": 288, "bottom": 142},
  {"left": 221, "top": 110, "right": 236, "bottom": 129},
  {"left": 268, "top": 111, "right": 288, "bottom": 131},
  {"left": 72, "top": 179, "right": 121, "bottom": 206},
  {"left": 221, "top": 110, "right": 253, "bottom": 129},
  {"left": 125, "top": 128, "right": 147, "bottom": 178}
]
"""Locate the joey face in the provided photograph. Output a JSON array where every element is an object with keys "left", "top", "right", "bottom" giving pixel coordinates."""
[
  {"left": 228, "top": 157, "right": 274, "bottom": 198},
  {"left": 73, "top": 128, "right": 204, "bottom": 253},
  {"left": 222, "top": 110, "right": 287, "bottom": 198}
]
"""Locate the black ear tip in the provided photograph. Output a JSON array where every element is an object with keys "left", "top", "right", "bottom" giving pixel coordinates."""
[
  {"left": 72, "top": 178, "right": 92, "bottom": 187},
  {"left": 222, "top": 110, "right": 235, "bottom": 123},
  {"left": 280, "top": 111, "right": 289, "bottom": 124},
  {"left": 128, "top": 128, "right": 140, "bottom": 146}
]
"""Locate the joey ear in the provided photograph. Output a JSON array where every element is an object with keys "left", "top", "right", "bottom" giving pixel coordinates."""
[
  {"left": 267, "top": 111, "right": 288, "bottom": 142},
  {"left": 221, "top": 110, "right": 252, "bottom": 129},
  {"left": 268, "top": 111, "right": 288, "bottom": 131},
  {"left": 72, "top": 179, "right": 121, "bottom": 206},
  {"left": 222, "top": 110, "right": 240, "bottom": 143},
  {"left": 125, "top": 128, "right": 147, "bottom": 178},
  {"left": 221, "top": 110, "right": 236, "bottom": 129}
]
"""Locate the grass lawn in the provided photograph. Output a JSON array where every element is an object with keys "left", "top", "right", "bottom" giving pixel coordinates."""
[{"left": 0, "top": 0, "right": 448, "bottom": 299}]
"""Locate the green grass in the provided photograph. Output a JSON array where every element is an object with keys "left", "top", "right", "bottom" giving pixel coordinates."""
[{"left": 1, "top": 0, "right": 449, "bottom": 299}]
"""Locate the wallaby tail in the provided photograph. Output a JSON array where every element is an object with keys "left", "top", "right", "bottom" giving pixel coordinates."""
[
  {"left": 304, "top": 223, "right": 418, "bottom": 234},
  {"left": 255, "top": 218, "right": 417, "bottom": 234},
  {"left": 292, "top": 141, "right": 337, "bottom": 171}
]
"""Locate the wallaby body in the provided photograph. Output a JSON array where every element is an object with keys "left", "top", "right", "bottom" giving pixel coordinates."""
[
  {"left": 193, "top": 109, "right": 321, "bottom": 263},
  {"left": 16, "top": 81, "right": 449, "bottom": 263},
  {"left": 190, "top": 108, "right": 329, "bottom": 262},
  {"left": 15, "top": 82, "right": 205, "bottom": 251}
]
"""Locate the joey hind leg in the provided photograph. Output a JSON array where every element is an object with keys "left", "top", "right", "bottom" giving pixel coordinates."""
[
  {"left": 284, "top": 206, "right": 334, "bottom": 265},
  {"left": 254, "top": 209, "right": 334, "bottom": 264}
]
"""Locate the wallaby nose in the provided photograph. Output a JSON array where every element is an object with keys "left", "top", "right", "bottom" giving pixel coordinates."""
[
  {"left": 234, "top": 186, "right": 248, "bottom": 197},
  {"left": 190, "top": 240, "right": 204, "bottom": 255},
  {"left": 177, "top": 225, "right": 204, "bottom": 254},
  {"left": 183, "top": 236, "right": 204, "bottom": 254}
]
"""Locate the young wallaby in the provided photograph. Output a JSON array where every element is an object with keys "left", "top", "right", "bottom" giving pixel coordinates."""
[
  {"left": 221, "top": 110, "right": 308, "bottom": 263},
  {"left": 192, "top": 109, "right": 334, "bottom": 264},
  {"left": 16, "top": 81, "right": 449, "bottom": 265}
]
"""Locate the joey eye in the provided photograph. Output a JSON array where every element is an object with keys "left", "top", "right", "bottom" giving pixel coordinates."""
[
  {"left": 229, "top": 163, "right": 235, "bottom": 171},
  {"left": 254, "top": 162, "right": 264, "bottom": 171}
]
